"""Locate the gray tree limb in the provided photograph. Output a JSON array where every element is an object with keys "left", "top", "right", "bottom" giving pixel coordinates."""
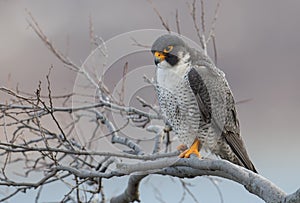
[
  {"left": 110, "top": 175, "right": 147, "bottom": 203},
  {"left": 50, "top": 157, "right": 300, "bottom": 203},
  {"left": 113, "top": 158, "right": 298, "bottom": 203}
]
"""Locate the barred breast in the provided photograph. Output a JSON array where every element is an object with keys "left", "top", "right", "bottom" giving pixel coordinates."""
[{"left": 155, "top": 66, "right": 217, "bottom": 149}]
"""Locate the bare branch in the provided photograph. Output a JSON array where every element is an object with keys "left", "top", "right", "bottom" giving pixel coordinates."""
[
  {"left": 179, "top": 179, "right": 200, "bottom": 203},
  {"left": 0, "top": 142, "right": 178, "bottom": 160},
  {"left": 175, "top": 9, "right": 181, "bottom": 35},
  {"left": 146, "top": 125, "right": 164, "bottom": 154},
  {"left": 116, "top": 158, "right": 288, "bottom": 203},
  {"left": 212, "top": 34, "right": 218, "bottom": 65},
  {"left": 89, "top": 14, "right": 96, "bottom": 50},
  {"left": 118, "top": 62, "right": 129, "bottom": 105},
  {"left": 206, "top": 0, "right": 222, "bottom": 44},
  {"left": 206, "top": 176, "right": 224, "bottom": 203},
  {"left": 147, "top": 0, "right": 171, "bottom": 32},
  {"left": 188, "top": 0, "right": 207, "bottom": 54},
  {"left": 131, "top": 37, "right": 151, "bottom": 48},
  {"left": 200, "top": 0, "right": 206, "bottom": 33},
  {"left": 26, "top": 10, "right": 81, "bottom": 72},
  {"left": 110, "top": 175, "right": 146, "bottom": 203}
]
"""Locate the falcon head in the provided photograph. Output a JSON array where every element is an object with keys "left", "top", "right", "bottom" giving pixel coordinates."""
[{"left": 151, "top": 34, "right": 190, "bottom": 68}]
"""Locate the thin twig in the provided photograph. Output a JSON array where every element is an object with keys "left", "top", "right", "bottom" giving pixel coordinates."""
[
  {"left": 147, "top": 0, "right": 171, "bottom": 32},
  {"left": 119, "top": 62, "right": 129, "bottom": 105},
  {"left": 188, "top": 0, "right": 207, "bottom": 54},
  {"left": 206, "top": 0, "right": 222, "bottom": 44},
  {"left": 175, "top": 9, "right": 181, "bottom": 35},
  {"left": 212, "top": 34, "right": 218, "bottom": 65},
  {"left": 200, "top": 0, "right": 206, "bottom": 33},
  {"left": 26, "top": 10, "right": 80, "bottom": 72}
]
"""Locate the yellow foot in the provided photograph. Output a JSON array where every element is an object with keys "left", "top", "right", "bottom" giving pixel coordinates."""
[{"left": 179, "top": 139, "right": 201, "bottom": 158}]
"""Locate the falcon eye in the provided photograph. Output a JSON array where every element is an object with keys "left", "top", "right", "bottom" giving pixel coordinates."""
[{"left": 163, "top": 45, "right": 173, "bottom": 53}]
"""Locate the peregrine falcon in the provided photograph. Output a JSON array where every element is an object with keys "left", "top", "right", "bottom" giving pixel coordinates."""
[{"left": 151, "top": 34, "right": 257, "bottom": 173}]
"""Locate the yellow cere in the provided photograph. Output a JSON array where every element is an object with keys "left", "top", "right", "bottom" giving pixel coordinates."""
[{"left": 154, "top": 51, "right": 166, "bottom": 60}]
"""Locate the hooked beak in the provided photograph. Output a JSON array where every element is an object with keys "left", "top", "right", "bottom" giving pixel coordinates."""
[{"left": 154, "top": 51, "right": 165, "bottom": 65}]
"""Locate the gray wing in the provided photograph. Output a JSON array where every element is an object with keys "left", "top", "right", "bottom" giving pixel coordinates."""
[
  {"left": 222, "top": 92, "right": 257, "bottom": 173},
  {"left": 188, "top": 66, "right": 257, "bottom": 173},
  {"left": 187, "top": 67, "right": 211, "bottom": 123}
]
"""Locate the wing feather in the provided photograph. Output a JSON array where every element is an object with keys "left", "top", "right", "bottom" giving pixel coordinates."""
[
  {"left": 188, "top": 66, "right": 257, "bottom": 173},
  {"left": 187, "top": 67, "right": 211, "bottom": 123}
]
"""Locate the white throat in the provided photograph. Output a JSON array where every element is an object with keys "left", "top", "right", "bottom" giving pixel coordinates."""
[{"left": 156, "top": 53, "right": 190, "bottom": 91}]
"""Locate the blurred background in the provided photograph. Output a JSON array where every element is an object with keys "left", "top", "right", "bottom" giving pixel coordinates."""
[{"left": 1, "top": 0, "right": 300, "bottom": 202}]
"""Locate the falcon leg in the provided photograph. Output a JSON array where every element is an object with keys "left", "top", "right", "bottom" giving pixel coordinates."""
[{"left": 179, "top": 139, "right": 201, "bottom": 158}]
